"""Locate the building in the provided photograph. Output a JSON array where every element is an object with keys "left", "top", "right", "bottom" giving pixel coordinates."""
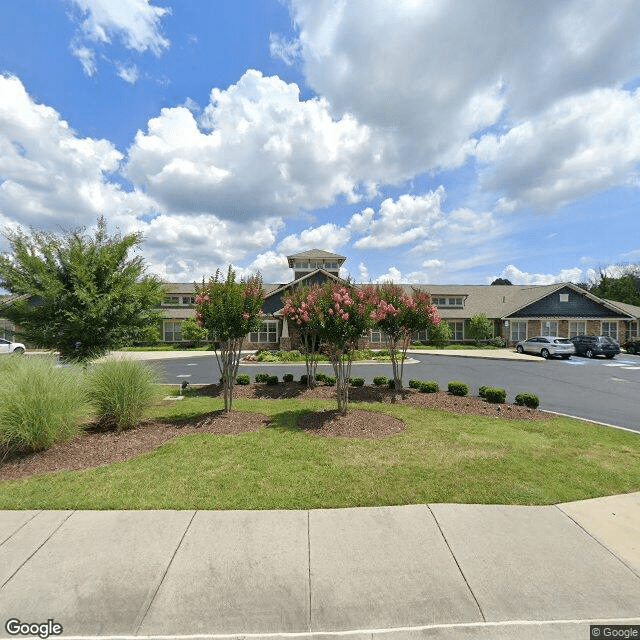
[{"left": 159, "top": 249, "right": 640, "bottom": 349}]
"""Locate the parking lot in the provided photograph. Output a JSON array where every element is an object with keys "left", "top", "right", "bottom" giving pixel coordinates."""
[{"left": 153, "top": 350, "right": 640, "bottom": 433}]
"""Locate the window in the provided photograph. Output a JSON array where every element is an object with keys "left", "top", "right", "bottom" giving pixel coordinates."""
[
  {"left": 181, "top": 296, "right": 195, "bottom": 305},
  {"left": 559, "top": 293, "right": 569, "bottom": 302},
  {"left": 0, "top": 319, "right": 15, "bottom": 340},
  {"left": 250, "top": 321, "right": 278, "bottom": 343},
  {"left": 448, "top": 321, "right": 464, "bottom": 341},
  {"left": 163, "top": 295, "right": 180, "bottom": 305},
  {"left": 163, "top": 321, "right": 183, "bottom": 342},
  {"left": 541, "top": 321, "right": 558, "bottom": 337},
  {"left": 602, "top": 322, "right": 618, "bottom": 340},
  {"left": 569, "top": 321, "right": 586, "bottom": 337},
  {"left": 510, "top": 321, "right": 527, "bottom": 342},
  {"left": 370, "top": 329, "right": 390, "bottom": 344},
  {"left": 448, "top": 297, "right": 463, "bottom": 306},
  {"left": 412, "top": 330, "right": 429, "bottom": 342},
  {"left": 629, "top": 321, "right": 639, "bottom": 339},
  {"left": 433, "top": 297, "right": 464, "bottom": 307}
]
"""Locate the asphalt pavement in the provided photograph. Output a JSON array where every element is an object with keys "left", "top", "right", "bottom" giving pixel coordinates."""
[{"left": 1, "top": 493, "right": 639, "bottom": 640}]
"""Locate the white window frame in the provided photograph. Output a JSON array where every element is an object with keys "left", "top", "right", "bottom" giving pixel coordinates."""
[
  {"left": 448, "top": 321, "right": 464, "bottom": 341},
  {"left": 601, "top": 321, "right": 618, "bottom": 340},
  {"left": 163, "top": 320, "right": 184, "bottom": 342},
  {"left": 627, "top": 320, "right": 639, "bottom": 339},
  {"left": 510, "top": 321, "right": 527, "bottom": 342},
  {"left": 370, "top": 329, "right": 391, "bottom": 344},
  {"left": 541, "top": 321, "right": 558, "bottom": 337},
  {"left": 569, "top": 321, "right": 586, "bottom": 337},
  {"left": 250, "top": 320, "right": 278, "bottom": 344},
  {"left": 412, "top": 329, "right": 429, "bottom": 342}
]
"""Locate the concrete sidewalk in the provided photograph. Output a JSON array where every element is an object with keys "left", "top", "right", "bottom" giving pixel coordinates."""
[{"left": 1, "top": 494, "right": 638, "bottom": 640}]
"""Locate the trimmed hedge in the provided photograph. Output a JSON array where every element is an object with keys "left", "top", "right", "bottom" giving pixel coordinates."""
[
  {"left": 408, "top": 379, "right": 421, "bottom": 389},
  {"left": 484, "top": 387, "right": 506, "bottom": 403},
  {"left": 419, "top": 380, "right": 439, "bottom": 393},
  {"left": 283, "top": 373, "right": 294, "bottom": 383},
  {"left": 448, "top": 381, "right": 469, "bottom": 396},
  {"left": 255, "top": 372, "right": 270, "bottom": 383},
  {"left": 515, "top": 393, "right": 540, "bottom": 409},
  {"left": 478, "top": 385, "right": 489, "bottom": 398},
  {"left": 388, "top": 379, "right": 396, "bottom": 389},
  {"left": 349, "top": 377, "right": 365, "bottom": 387},
  {"left": 266, "top": 375, "right": 279, "bottom": 385},
  {"left": 324, "top": 375, "right": 337, "bottom": 386},
  {"left": 236, "top": 374, "right": 251, "bottom": 385},
  {"left": 373, "top": 375, "right": 389, "bottom": 386}
]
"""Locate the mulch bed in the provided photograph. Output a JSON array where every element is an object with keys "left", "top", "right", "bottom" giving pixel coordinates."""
[{"left": 1, "top": 382, "right": 549, "bottom": 481}]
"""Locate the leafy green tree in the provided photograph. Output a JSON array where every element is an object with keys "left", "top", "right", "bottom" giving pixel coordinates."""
[
  {"left": 491, "top": 278, "right": 512, "bottom": 285},
  {"left": 428, "top": 319, "right": 453, "bottom": 346},
  {"left": 588, "top": 266, "right": 640, "bottom": 307},
  {"left": 181, "top": 316, "right": 208, "bottom": 346},
  {"left": 0, "top": 216, "right": 165, "bottom": 362},
  {"left": 194, "top": 267, "right": 264, "bottom": 412},
  {"left": 467, "top": 313, "right": 494, "bottom": 343}
]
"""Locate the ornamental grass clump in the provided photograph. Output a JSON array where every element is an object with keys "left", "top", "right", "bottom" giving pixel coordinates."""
[
  {"left": 0, "top": 355, "right": 89, "bottom": 458},
  {"left": 85, "top": 358, "right": 159, "bottom": 432}
]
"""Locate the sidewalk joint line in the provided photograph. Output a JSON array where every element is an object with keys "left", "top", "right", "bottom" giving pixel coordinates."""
[
  {"left": 307, "top": 510, "right": 312, "bottom": 632},
  {"left": 1, "top": 510, "right": 75, "bottom": 590},
  {"left": 554, "top": 503, "right": 640, "bottom": 580},
  {"left": 426, "top": 504, "right": 486, "bottom": 623},
  {"left": 135, "top": 510, "right": 198, "bottom": 635},
  {"left": 0, "top": 509, "right": 42, "bottom": 547}
]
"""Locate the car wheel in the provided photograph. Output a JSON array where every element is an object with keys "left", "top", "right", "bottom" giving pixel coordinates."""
[
  {"left": 540, "top": 348, "right": 550, "bottom": 359},
  {"left": 12, "top": 347, "right": 25, "bottom": 354},
  {"left": 516, "top": 345, "right": 524, "bottom": 354},
  {"left": 628, "top": 345, "right": 636, "bottom": 355},
  {"left": 605, "top": 354, "right": 615, "bottom": 359},
  {"left": 585, "top": 349, "right": 594, "bottom": 358},
  {"left": 562, "top": 355, "right": 570, "bottom": 359}
]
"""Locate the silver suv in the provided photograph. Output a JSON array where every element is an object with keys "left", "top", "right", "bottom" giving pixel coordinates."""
[{"left": 515, "top": 336, "right": 575, "bottom": 359}]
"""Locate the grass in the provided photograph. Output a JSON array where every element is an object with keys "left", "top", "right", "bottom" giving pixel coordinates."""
[{"left": 1, "top": 389, "right": 638, "bottom": 510}]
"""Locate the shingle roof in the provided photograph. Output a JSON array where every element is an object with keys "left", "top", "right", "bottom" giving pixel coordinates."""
[{"left": 287, "top": 248, "right": 346, "bottom": 263}]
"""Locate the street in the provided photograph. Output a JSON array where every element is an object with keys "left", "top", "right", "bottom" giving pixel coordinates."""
[{"left": 151, "top": 352, "right": 640, "bottom": 433}]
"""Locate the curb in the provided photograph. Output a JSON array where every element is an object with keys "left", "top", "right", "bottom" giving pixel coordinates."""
[{"left": 543, "top": 410, "right": 640, "bottom": 435}]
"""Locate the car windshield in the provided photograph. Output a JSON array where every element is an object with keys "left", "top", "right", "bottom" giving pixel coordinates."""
[
  {"left": 553, "top": 339, "right": 571, "bottom": 344},
  {"left": 599, "top": 337, "right": 617, "bottom": 345}
]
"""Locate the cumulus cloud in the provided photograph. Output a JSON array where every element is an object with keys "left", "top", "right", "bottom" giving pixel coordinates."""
[
  {"left": 492, "top": 264, "right": 584, "bottom": 285},
  {"left": 276, "top": 223, "right": 350, "bottom": 255},
  {"left": 353, "top": 189, "right": 446, "bottom": 249},
  {"left": 475, "top": 88, "right": 640, "bottom": 210},
  {"left": 0, "top": 74, "right": 152, "bottom": 231},
  {"left": 125, "top": 70, "right": 379, "bottom": 222}
]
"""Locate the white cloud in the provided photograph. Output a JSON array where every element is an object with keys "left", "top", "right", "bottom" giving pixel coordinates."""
[
  {"left": 492, "top": 264, "right": 584, "bottom": 285},
  {"left": 0, "top": 74, "right": 151, "bottom": 230},
  {"left": 475, "top": 88, "right": 640, "bottom": 210},
  {"left": 68, "top": 0, "right": 170, "bottom": 55},
  {"left": 269, "top": 33, "right": 302, "bottom": 66},
  {"left": 353, "top": 189, "right": 446, "bottom": 249},
  {"left": 126, "top": 70, "right": 378, "bottom": 222},
  {"left": 70, "top": 43, "right": 97, "bottom": 76},
  {"left": 115, "top": 62, "right": 139, "bottom": 84},
  {"left": 276, "top": 223, "right": 350, "bottom": 255}
]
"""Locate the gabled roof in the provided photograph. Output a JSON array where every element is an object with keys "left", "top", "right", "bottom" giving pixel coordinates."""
[
  {"left": 602, "top": 298, "right": 640, "bottom": 319},
  {"left": 266, "top": 268, "right": 347, "bottom": 300},
  {"left": 163, "top": 282, "right": 281, "bottom": 295},
  {"left": 287, "top": 248, "right": 346, "bottom": 267}
]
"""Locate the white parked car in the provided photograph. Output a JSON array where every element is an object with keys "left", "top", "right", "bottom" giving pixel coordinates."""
[
  {"left": 515, "top": 336, "right": 575, "bottom": 359},
  {"left": 0, "top": 337, "right": 25, "bottom": 354}
]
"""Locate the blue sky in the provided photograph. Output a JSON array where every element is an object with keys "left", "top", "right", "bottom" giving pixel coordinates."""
[{"left": 1, "top": 1, "right": 640, "bottom": 287}]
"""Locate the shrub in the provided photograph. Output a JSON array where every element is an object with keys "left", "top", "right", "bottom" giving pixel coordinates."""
[
  {"left": 324, "top": 375, "right": 337, "bottom": 386},
  {"left": 489, "top": 337, "right": 507, "bottom": 348},
  {"left": 283, "top": 373, "right": 294, "bottom": 383},
  {"left": 277, "top": 350, "right": 302, "bottom": 361},
  {"left": 236, "top": 374, "right": 251, "bottom": 385},
  {"left": 255, "top": 372, "right": 270, "bottom": 383},
  {"left": 373, "top": 375, "right": 389, "bottom": 386},
  {"left": 408, "top": 379, "right": 422, "bottom": 389},
  {"left": 315, "top": 372, "right": 327, "bottom": 382},
  {"left": 388, "top": 379, "right": 396, "bottom": 389},
  {"left": 85, "top": 358, "right": 159, "bottom": 432},
  {"left": 484, "top": 387, "right": 506, "bottom": 403},
  {"left": 300, "top": 374, "right": 308, "bottom": 385},
  {"left": 448, "top": 381, "right": 469, "bottom": 396},
  {"left": 0, "top": 355, "right": 89, "bottom": 457},
  {"left": 256, "top": 352, "right": 278, "bottom": 362},
  {"left": 478, "top": 385, "right": 489, "bottom": 398},
  {"left": 419, "top": 380, "right": 439, "bottom": 393},
  {"left": 349, "top": 377, "right": 365, "bottom": 387},
  {"left": 266, "top": 375, "right": 279, "bottom": 385},
  {"left": 515, "top": 393, "right": 540, "bottom": 409}
]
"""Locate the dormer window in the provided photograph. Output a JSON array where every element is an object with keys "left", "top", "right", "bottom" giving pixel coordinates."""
[{"left": 433, "top": 297, "right": 464, "bottom": 307}]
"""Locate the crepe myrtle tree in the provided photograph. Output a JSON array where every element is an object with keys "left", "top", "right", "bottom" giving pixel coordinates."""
[
  {"left": 195, "top": 267, "right": 265, "bottom": 412},
  {"left": 310, "top": 282, "right": 378, "bottom": 415},
  {"left": 282, "top": 284, "right": 322, "bottom": 388},
  {"left": 373, "top": 283, "right": 441, "bottom": 397}
]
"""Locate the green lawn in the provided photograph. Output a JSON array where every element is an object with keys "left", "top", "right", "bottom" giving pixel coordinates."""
[{"left": 1, "top": 391, "right": 638, "bottom": 510}]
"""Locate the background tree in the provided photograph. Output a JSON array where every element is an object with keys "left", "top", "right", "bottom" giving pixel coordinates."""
[
  {"left": 588, "top": 265, "right": 640, "bottom": 307},
  {"left": 467, "top": 313, "right": 494, "bottom": 344},
  {"left": 181, "top": 316, "right": 208, "bottom": 346},
  {"left": 428, "top": 319, "right": 453, "bottom": 346},
  {"left": 373, "top": 283, "right": 441, "bottom": 396},
  {"left": 282, "top": 284, "right": 322, "bottom": 388},
  {"left": 194, "top": 267, "right": 264, "bottom": 412},
  {"left": 491, "top": 278, "right": 513, "bottom": 285},
  {"left": 0, "top": 216, "right": 164, "bottom": 362}
]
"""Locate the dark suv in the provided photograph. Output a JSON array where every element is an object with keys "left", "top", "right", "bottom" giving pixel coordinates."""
[
  {"left": 623, "top": 339, "right": 640, "bottom": 355},
  {"left": 569, "top": 335, "right": 620, "bottom": 359}
]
